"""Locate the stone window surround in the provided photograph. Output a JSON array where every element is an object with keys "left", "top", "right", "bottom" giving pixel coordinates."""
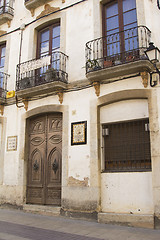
[{"left": 27, "top": 11, "right": 66, "bottom": 62}]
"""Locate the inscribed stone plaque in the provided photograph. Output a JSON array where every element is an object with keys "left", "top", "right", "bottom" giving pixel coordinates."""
[{"left": 7, "top": 136, "right": 17, "bottom": 151}]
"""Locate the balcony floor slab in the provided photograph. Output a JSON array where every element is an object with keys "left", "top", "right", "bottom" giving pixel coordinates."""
[
  {"left": 16, "top": 81, "right": 67, "bottom": 99},
  {"left": 86, "top": 60, "right": 153, "bottom": 83}
]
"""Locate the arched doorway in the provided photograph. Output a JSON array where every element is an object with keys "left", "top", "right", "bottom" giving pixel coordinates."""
[{"left": 26, "top": 112, "right": 62, "bottom": 205}]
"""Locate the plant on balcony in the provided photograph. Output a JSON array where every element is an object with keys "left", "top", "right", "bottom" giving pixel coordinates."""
[
  {"left": 19, "top": 77, "right": 34, "bottom": 89},
  {"left": 103, "top": 60, "right": 113, "bottom": 68},
  {"left": 125, "top": 54, "right": 135, "bottom": 62},
  {"left": 86, "top": 59, "right": 101, "bottom": 72},
  {"left": 45, "top": 68, "right": 58, "bottom": 82}
]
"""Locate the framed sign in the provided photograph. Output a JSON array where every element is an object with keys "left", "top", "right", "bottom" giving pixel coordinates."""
[
  {"left": 7, "top": 136, "right": 18, "bottom": 151},
  {"left": 71, "top": 121, "right": 87, "bottom": 145}
]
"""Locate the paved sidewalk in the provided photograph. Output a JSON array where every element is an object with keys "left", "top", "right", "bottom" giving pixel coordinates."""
[{"left": 0, "top": 208, "right": 160, "bottom": 240}]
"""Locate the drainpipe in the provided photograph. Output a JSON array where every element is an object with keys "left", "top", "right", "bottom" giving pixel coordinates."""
[
  {"left": 16, "top": 23, "right": 26, "bottom": 109},
  {"left": 19, "top": 24, "right": 25, "bottom": 65}
]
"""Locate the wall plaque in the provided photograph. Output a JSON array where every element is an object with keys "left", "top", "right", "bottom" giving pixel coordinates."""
[
  {"left": 7, "top": 136, "right": 17, "bottom": 151},
  {"left": 71, "top": 121, "right": 87, "bottom": 145}
]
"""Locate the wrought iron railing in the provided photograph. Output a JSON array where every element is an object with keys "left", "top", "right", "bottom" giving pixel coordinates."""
[
  {"left": 0, "top": 72, "right": 9, "bottom": 98},
  {"left": 85, "top": 26, "right": 151, "bottom": 73},
  {"left": 16, "top": 51, "right": 68, "bottom": 91},
  {"left": 0, "top": 1, "right": 14, "bottom": 16},
  {"left": 102, "top": 119, "right": 151, "bottom": 172}
]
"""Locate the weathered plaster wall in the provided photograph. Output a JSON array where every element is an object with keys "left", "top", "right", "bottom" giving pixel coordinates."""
[
  {"left": 101, "top": 172, "right": 153, "bottom": 214},
  {"left": 143, "top": 0, "right": 160, "bottom": 48}
]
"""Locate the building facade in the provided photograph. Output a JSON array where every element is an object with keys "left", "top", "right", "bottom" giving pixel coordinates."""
[{"left": 0, "top": 0, "right": 160, "bottom": 229}]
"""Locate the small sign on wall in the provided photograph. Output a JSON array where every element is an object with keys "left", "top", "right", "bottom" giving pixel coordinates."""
[
  {"left": 7, "top": 136, "right": 18, "bottom": 151},
  {"left": 71, "top": 121, "right": 87, "bottom": 145}
]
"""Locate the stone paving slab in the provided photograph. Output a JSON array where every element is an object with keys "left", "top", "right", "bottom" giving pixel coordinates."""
[
  {"left": 0, "top": 221, "right": 102, "bottom": 240},
  {"left": 0, "top": 208, "right": 160, "bottom": 240}
]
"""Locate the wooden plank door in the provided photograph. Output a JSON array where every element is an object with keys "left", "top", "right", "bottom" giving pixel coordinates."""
[{"left": 26, "top": 113, "right": 62, "bottom": 205}]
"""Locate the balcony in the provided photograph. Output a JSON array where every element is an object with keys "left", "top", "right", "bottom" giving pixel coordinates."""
[
  {"left": 24, "top": 0, "right": 52, "bottom": 11},
  {"left": 16, "top": 51, "right": 68, "bottom": 99},
  {"left": 86, "top": 26, "right": 153, "bottom": 82},
  {"left": 0, "top": 1, "right": 14, "bottom": 26},
  {"left": 0, "top": 72, "right": 9, "bottom": 104}
]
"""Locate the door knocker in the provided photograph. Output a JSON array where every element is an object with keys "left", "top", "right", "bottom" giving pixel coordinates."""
[
  {"left": 52, "top": 159, "right": 59, "bottom": 174},
  {"left": 33, "top": 160, "right": 39, "bottom": 171}
]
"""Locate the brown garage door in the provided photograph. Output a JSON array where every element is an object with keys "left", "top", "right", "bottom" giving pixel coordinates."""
[{"left": 26, "top": 113, "right": 62, "bottom": 205}]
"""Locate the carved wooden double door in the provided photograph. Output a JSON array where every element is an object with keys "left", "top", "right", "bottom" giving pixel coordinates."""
[{"left": 27, "top": 113, "right": 62, "bottom": 205}]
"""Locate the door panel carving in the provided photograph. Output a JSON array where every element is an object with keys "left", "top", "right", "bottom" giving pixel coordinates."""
[
  {"left": 27, "top": 113, "right": 62, "bottom": 205},
  {"left": 31, "top": 149, "right": 42, "bottom": 181}
]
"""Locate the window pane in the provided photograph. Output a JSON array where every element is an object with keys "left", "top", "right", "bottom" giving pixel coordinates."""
[
  {"left": 123, "top": 0, "right": 136, "bottom": 12},
  {"left": 40, "top": 41, "right": 49, "bottom": 54},
  {"left": 106, "top": 16, "right": 119, "bottom": 32},
  {"left": 123, "top": 10, "right": 137, "bottom": 26},
  {"left": 0, "top": 0, "right": 4, "bottom": 7},
  {"left": 124, "top": 22, "right": 137, "bottom": 31},
  {"left": 41, "top": 30, "right": 49, "bottom": 42},
  {"left": 0, "top": 66, "right": 4, "bottom": 72},
  {"left": 125, "top": 36, "right": 138, "bottom": 51},
  {"left": 0, "top": 57, "right": 5, "bottom": 67},
  {"left": 106, "top": 28, "right": 120, "bottom": 36},
  {"left": 1, "top": 46, "right": 6, "bottom": 57},
  {"left": 53, "top": 25, "right": 60, "bottom": 38},
  {"left": 52, "top": 37, "right": 60, "bottom": 50},
  {"left": 106, "top": 3, "right": 118, "bottom": 18},
  {"left": 107, "top": 42, "right": 120, "bottom": 56}
]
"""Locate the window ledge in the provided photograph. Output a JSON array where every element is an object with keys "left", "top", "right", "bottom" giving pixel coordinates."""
[
  {"left": 86, "top": 60, "right": 153, "bottom": 83},
  {"left": 16, "top": 81, "right": 68, "bottom": 99},
  {"left": 101, "top": 169, "right": 152, "bottom": 173}
]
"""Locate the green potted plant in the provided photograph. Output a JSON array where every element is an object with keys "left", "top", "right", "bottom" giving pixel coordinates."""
[
  {"left": 86, "top": 59, "right": 101, "bottom": 72},
  {"left": 45, "top": 68, "right": 58, "bottom": 82},
  {"left": 19, "top": 77, "right": 33, "bottom": 89}
]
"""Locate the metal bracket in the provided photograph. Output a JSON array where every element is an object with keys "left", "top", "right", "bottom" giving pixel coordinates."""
[
  {"left": 52, "top": 159, "right": 59, "bottom": 174},
  {"left": 33, "top": 160, "right": 39, "bottom": 171}
]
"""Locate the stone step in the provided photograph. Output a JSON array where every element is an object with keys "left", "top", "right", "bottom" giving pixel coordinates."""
[{"left": 23, "top": 204, "right": 61, "bottom": 217}]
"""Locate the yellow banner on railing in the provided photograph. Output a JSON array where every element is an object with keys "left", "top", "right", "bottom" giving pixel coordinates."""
[{"left": 6, "top": 91, "right": 15, "bottom": 99}]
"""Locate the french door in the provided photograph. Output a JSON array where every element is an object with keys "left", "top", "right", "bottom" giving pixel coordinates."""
[
  {"left": 0, "top": 44, "right": 6, "bottom": 97},
  {"left": 37, "top": 23, "right": 60, "bottom": 69},
  {"left": 103, "top": 0, "right": 138, "bottom": 59}
]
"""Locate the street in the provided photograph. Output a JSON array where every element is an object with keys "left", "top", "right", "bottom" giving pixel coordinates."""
[{"left": 0, "top": 208, "right": 160, "bottom": 240}]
